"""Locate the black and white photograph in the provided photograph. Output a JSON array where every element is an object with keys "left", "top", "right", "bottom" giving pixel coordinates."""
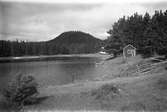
[{"left": 0, "top": 0, "right": 167, "bottom": 111}]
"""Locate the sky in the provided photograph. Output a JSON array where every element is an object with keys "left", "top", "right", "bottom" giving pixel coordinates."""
[{"left": 0, "top": 0, "right": 167, "bottom": 41}]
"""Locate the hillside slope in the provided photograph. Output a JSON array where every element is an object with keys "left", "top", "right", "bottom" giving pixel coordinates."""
[{"left": 23, "top": 56, "right": 167, "bottom": 111}]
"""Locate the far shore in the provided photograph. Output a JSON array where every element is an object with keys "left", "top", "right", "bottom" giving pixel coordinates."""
[{"left": 0, "top": 53, "right": 110, "bottom": 63}]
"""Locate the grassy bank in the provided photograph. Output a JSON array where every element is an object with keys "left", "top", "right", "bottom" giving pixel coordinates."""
[{"left": 20, "top": 55, "right": 167, "bottom": 111}]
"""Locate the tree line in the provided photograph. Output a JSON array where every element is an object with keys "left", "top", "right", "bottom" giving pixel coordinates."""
[
  {"left": 0, "top": 40, "right": 48, "bottom": 57},
  {"left": 105, "top": 10, "right": 167, "bottom": 58}
]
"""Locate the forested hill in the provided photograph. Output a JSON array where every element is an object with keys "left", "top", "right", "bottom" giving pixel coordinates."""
[
  {"left": 49, "top": 31, "right": 101, "bottom": 44},
  {"left": 0, "top": 31, "right": 103, "bottom": 57},
  {"left": 47, "top": 31, "right": 103, "bottom": 54}
]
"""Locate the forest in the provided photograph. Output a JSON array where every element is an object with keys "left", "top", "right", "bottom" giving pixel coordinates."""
[
  {"left": 0, "top": 31, "right": 103, "bottom": 57},
  {"left": 105, "top": 10, "right": 167, "bottom": 58}
]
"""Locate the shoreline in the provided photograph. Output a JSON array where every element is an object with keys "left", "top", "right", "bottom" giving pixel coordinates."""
[
  {"left": 1, "top": 55, "right": 167, "bottom": 111},
  {"left": 24, "top": 55, "right": 167, "bottom": 111},
  {"left": 0, "top": 53, "right": 110, "bottom": 63}
]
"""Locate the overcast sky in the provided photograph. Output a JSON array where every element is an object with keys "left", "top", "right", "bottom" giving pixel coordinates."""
[{"left": 0, "top": 0, "right": 167, "bottom": 41}]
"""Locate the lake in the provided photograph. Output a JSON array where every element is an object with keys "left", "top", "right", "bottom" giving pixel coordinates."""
[{"left": 0, "top": 55, "right": 107, "bottom": 89}]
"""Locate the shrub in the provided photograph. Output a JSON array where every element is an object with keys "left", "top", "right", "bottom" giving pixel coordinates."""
[
  {"left": 157, "top": 78, "right": 167, "bottom": 90},
  {"left": 2, "top": 74, "right": 39, "bottom": 111},
  {"left": 91, "top": 84, "right": 120, "bottom": 100}
]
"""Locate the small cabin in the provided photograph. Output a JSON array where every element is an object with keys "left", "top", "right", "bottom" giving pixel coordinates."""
[{"left": 123, "top": 44, "right": 136, "bottom": 58}]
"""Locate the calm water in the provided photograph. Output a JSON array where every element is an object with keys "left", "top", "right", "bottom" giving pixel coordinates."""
[{"left": 0, "top": 56, "right": 105, "bottom": 88}]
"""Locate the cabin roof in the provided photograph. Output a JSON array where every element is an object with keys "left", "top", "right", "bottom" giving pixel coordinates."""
[{"left": 123, "top": 44, "right": 136, "bottom": 50}]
